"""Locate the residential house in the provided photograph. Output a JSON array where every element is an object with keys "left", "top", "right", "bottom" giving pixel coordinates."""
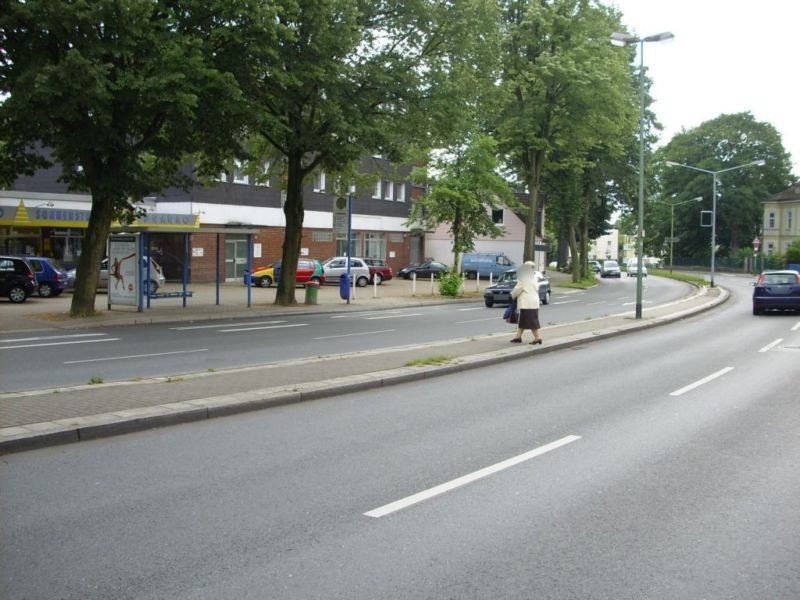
[{"left": 761, "top": 182, "right": 800, "bottom": 256}]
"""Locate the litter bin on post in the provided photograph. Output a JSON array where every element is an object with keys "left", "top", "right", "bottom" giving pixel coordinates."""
[{"left": 304, "top": 280, "right": 320, "bottom": 305}]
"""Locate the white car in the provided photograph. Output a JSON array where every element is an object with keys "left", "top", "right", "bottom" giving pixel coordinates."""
[
  {"left": 627, "top": 262, "right": 648, "bottom": 277},
  {"left": 321, "top": 257, "right": 371, "bottom": 287}
]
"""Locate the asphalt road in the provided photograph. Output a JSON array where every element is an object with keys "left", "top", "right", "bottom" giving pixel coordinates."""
[
  {"left": 1, "top": 274, "right": 798, "bottom": 598},
  {"left": 0, "top": 275, "right": 690, "bottom": 392}
]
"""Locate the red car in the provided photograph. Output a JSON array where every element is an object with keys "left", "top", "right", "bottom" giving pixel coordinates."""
[
  {"left": 363, "top": 258, "right": 393, "bottom": 285},
  {"left": 246, "top": 259, "right": 326, "bottom": 287}
]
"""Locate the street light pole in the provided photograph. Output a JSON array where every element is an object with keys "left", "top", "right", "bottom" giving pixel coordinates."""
[
  {"left": 612, "top": 30, "right": 673, "bottom": 319},
  {"left": 666, "top": 159, "right": 765, "bottom": 287},
  {"left": 664, "top": 196, "right": 702, "bottom": 273}
]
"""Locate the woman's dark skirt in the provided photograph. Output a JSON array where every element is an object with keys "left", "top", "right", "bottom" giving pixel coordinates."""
[{"left": 518, "top": 308, "right": 540, "bottom": 330}]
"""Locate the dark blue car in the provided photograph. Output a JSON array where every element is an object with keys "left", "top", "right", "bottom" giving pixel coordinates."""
[{"left": 21, "top": 256, "right": 69, "bottom": 297}]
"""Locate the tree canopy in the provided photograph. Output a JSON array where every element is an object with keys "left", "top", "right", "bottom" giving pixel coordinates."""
[
  {"left": 407, "top": 135, "right": 516, "bottom": 272},
  {"left": 654, "top": 112, "right": 794, "bottom": 259},
  {"left": 0, "top": 0, "right": 252, "bottom": 315},
  {"left": 235, "top": 0, "right": 501, "bottom": 304}
]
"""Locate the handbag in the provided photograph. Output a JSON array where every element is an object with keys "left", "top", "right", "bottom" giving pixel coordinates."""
[{"left": 503, "top": 299, "right": 518, "bottom": 324}]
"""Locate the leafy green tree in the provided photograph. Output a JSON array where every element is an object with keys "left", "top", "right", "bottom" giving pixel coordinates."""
[
  {"left": 0, "top": 0, "right": 253, "bottom": 316},
  {"left": 656, "top": 112, "right": 794, "bottom": 260},
  {"left": 492, "top": 0, "right": 635, "bottom": 265},
  {"left": 406, "top": 135, "right": 516, "bottom": 273},
  {"left": 236, "top": 0, "right": 501, "bottom": 305},
  {"left": 786, "top": 240, "right": 800, "bottom": 265}
]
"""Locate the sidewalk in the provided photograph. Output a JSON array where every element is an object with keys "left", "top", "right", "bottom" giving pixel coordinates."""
[{"left": 0, "top": 277, "right": 728, "bottom": 453}]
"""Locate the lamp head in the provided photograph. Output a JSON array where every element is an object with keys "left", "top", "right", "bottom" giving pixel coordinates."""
[
  {"left": 611, "top": 31, "right": 638, "bottom": 46},
  {"left": 754, "top": 159, "right": 766, "bottom": 166}
]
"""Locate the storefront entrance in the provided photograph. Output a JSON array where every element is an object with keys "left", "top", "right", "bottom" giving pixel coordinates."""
[{"left": 225, "top": 235, "right": 249, "bottom": 281}]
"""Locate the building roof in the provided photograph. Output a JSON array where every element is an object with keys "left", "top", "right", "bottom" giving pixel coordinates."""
[{"left": 764, "top": 183, "right": 800, "bottom": 203}]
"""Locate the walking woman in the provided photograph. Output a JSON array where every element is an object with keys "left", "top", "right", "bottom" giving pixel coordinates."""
[{"left": 509, "top": 261, "right": 543, "bottom": 345}]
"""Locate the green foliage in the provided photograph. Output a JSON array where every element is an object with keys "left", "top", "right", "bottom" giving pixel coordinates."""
[
  {"left": 235, "top": 0, "right": 502, "bottom": 305},
  {"left": 492, "top": 0, "right": 637, "bottom": 261},
  {"left": 407, "top": 135, "right": 515, "bottom": 271},
  {"left": 438, "top": 272, "right": 465, "bottom": 297},
  {"left": 0, "top": 0, "right": 252, "bottom": 315},
  {"left": 655, "top": 112, "right": 795, "bottom": 260},
  {"left": 786, "top": 240, "right": 800, "bottom": 264}
]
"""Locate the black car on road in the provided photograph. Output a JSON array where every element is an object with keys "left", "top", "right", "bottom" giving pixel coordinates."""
[
  {"left": 484, "top": 268, "right": 550, "bottom": 307},
  {"left": 398, "top": 260, "right": 449, "bottom": 280}
]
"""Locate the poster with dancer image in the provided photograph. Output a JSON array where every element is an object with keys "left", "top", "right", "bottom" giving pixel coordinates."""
[{"left": 108, "top": 235, "right": 139, "bottom": 306}]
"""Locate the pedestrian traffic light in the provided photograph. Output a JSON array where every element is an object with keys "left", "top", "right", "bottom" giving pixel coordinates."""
[{"left": 700, "top": 210, "right": 712, "bottom": 227}]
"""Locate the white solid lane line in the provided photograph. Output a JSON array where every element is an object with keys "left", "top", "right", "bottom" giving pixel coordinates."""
[
  {"left": 171, "top": 321, "right": 286, "bottom": 330},
  {"left": 669, "top": 367, "right": 734, "bottom": 397},
  {"left": 758, "top": 338, "right": 783, "bottom": 353},
  {"left": 0, "top": 333, "right": 107, "bottom": 343},
  {"left": 455, "top": 317, "right": 499, "bottom": 324},
  {"left": 364, "top": 435, "right": 582, "bottom": 518},
  {"left": 791, "top": 321, "right": 800, "bottom": 332},
  {"left": 366, "top": 313, "right": 423, "bottom": 320},
  {"left": 217, "top": 323, "right": 308, "bottom": 332},
  {"left": 65, "top": 348, "right": 209, "bottom": 364},
  {"left": 314, "top": 329, "right": 396, "bottom": 340},
  {"left": 0, "top": 338, "right": 120, "bottom": 350}
]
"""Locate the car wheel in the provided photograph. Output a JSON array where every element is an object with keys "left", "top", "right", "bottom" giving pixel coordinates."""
[
  {"left": 541, "top": 289, "right": 550, "bottom": 305},
  {"left": 753, "top": 304, "right": 762, "bottom": 316},
  {"left": 260, "top": 276, "right": 272, "bottom": 288},
  {"left": 484, "top": 299, "right": 494, "bottom": 307},
  {"left": 8, "top": 286, "right": 28, "bottom": 303},
  {"left": 38, "top": 282, "right": 54, "bottom": 297},
  {"left": 143, "top": 280, "right": 159, "bottom": 295},
  {"left": 373, "top": 273, "right": 383, "bottom": 285},
  {"left": 355, "top": 276, "right": 369, "bottom": 287},
  {"left": 465, "top": 271, "right": 477, "bottom": 280}
]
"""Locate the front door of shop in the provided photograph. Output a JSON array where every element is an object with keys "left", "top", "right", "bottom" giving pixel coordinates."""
[{"left": 225, "top": 235, "right": 249, "bottom": 281}]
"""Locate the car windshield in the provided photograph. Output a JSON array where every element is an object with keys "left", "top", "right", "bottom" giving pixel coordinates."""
[{"left": 497, "top": 270, "right": 516, "bottom": 283}]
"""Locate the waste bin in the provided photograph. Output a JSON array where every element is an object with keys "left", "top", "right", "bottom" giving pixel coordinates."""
[
  {"left": 339, "top": 273, "right": 350, "bottom": 300},
  {"left": 304, "top": 280, "right": 320, "bottom": 305}
]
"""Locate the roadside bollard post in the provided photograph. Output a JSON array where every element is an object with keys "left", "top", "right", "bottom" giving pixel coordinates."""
[
  {"left": 373, "top": 276, "right": 378, "bottom": 298},
  {"left": 430, "top": 273, "right": 435, "bottom": 295},
  {"left": 412, "top": 273, "right": 416, "bottom": 296}
]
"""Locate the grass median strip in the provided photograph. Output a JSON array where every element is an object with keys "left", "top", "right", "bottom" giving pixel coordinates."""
[{"left": 404, "top": 355, "right": 454, "bottom": 367}]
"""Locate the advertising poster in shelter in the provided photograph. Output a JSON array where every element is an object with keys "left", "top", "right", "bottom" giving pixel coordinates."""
[{"left": 108, "top": 235, "right": 139, "bottom": 306}]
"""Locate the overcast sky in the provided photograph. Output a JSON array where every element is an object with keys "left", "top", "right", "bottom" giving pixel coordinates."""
[{"left": 607, "top": 0, "right": 799, "bottom": 178}]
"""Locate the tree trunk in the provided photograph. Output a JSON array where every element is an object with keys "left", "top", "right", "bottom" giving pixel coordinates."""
[
  {"left": 275, "top": 151, "right": 305, "bottom": 305},
  {"left": 70, "top": 195, "right": 114, "bottom": 317},
  {"left": 522, "top": 149, "right": 544, "bottom": 266},
  {"left": 568, "top": 224, "right": 580, "bottom": 282}
]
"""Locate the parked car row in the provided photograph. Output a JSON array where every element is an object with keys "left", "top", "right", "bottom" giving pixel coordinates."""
[
  {"left": 244, "top": 257, "right": 395, "bottom": 288},
  {"left": 0, "top": 255, "right": 71, "bottom": 302}
]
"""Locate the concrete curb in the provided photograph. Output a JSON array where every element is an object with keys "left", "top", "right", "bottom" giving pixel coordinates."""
[{"left": 0, "top": 285, "right": 729, "bottom": 454}]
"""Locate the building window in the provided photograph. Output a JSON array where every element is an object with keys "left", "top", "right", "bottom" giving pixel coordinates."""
[
  {"left": 215, "top": 170, "right": 228, "bottom": 183},
  {"left": 312, "top": 231, "right": 333, "bottom": 242},
  {"left": 313, "top": 171, "right": 326, "bottom": 193},
  {"left": 492, "top": 208, "right": 504, "bottom": 224},
  {"left": 768, "top": 212, "right": 775, "bottom": 228},
  {"left": 364, "top": 233, "right": 385, "bottom": 259},
  {"left": 397, "top": 183, "right": 406, "bottom": 202},
  {"left": 233, "top": 160, "right": 248, "bottom": 185},
  {"left": 389, "top": 233, "right": 404, "bottom": 243},
  {"left": 373, "top": 179, "right": 382, "bottom": 199},
  {"left": 767, "top": 243, "right": 774, "bottom": 255},
  {"left": 253, "top": 160, "right": 271, "bottom": 187},
  {"left": 787, "top": 210, "right": 793, "bottom": 231}
]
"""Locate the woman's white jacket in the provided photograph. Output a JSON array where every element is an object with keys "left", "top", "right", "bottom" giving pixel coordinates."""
[{"left": 510, "top": 280, "right": 540, "bottom": 310}]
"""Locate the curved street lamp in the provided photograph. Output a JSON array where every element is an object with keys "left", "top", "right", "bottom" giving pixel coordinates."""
[
  {"left": 612, "top": 30, "right": 674, "bottom": 319},
  {"left": 660, "top": 196, "right": 702, "bottom": 273},
  {"left": 665, "top": 159, "right": 765, "bottom": 286}
]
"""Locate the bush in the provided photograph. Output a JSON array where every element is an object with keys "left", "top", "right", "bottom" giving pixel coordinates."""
[{"left": 438, "top": 272, "right": 464, "bottom": 297}]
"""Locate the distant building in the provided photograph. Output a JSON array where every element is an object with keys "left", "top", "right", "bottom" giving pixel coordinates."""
[
  {"left": 761, "top": 183, "right": 800, "bottom": 256},
  {"left": 590, "top": 230, "right": 619, "bottom": 261}
]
